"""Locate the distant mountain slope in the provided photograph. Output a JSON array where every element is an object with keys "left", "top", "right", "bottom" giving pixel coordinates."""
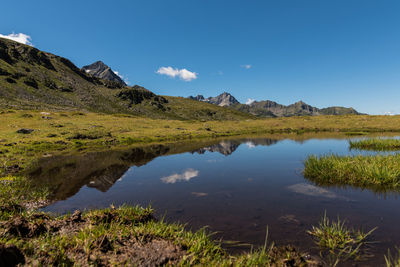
[
  {"left": 0, "top": 38, "right": 253, "bottom": 120},
  {"left": 82, "top": 61, "right": 126, "bottom": 86},
  {"left": 319, "top": 106, "right": 360, "bottom": 115},
  {"left": 189, "top": 92, "right": 360, "bottom": 117}
]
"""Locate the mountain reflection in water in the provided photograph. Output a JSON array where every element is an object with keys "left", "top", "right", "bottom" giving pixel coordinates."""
[{"left": 27, "top": 138, "right": 279, "bottom": 200}]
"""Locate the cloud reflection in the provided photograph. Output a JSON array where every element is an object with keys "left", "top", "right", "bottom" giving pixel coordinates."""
[
  {"left": 245, "top": 141, "right": 256, "bottom": 148},
  {"left": 161, "top": 168, "right": 199, "bottom": 184},
  {"left": 287, "top": 183, "right": 349, "bottom": 200}
]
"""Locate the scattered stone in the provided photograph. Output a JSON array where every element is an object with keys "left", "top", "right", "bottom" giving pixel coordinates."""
[
  {"left": 4, "top": 143, "right": 16, "bottom": 146},
  {"left": 16, "top": 128, "right": 34, "bottom": 134},
  {"left": 41, "top": 116, "right": 53, "bottom": 120},
  {"left": 50, "top": 124, "right": 64, "bottom": 128},
  {"left": 5, "top": 77, "right": 16, "bottom": 84},
  {"left": 5, "top": 164, "right": 22, "bottom": 174}
]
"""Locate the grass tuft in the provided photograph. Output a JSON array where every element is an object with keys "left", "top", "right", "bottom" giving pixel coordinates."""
[
  {"left": 385, "top": 248, "right": 400, "bottom": 267},
  {"left": 350, "top": 138, "right": 400, "bottom": 151},
  {"left": 304, "top": 154, "right": 400, "bottom": 192},
  {"left": 308, "top": 212, "right": 376, "bottom": 266}
]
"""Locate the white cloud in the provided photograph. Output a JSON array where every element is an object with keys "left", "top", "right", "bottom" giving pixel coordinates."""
[
  {"left": 161, "top": 168, "right": 199, "bottom": 184},
  {"left": 245, "top": 98, "right": 255, "bottom": 105},
  {"left": 113, "top": 70, "right": 129, "bottom": 85},
  {"left": 384, "top": 111, "right": 396, "bottom": 116},
  {"left": 113, "top": 70, "right": 123, "bottom": 79},
  {"left": 241, "top": 64, "right": 252, "bottom": 69},
  {"left": 0, "top": 33, "right": 33, "bottom": 46},
  {"left": 156, "top": 66, "right": 198, "bottom": 81}
]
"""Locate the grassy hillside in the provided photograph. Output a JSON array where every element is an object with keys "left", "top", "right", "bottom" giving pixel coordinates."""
[
  {"left": 320, "top": 106, "right": 360, "bottom": 115},
  {"left": 0, "top": 38, "right": 253, "bottom": 121}
]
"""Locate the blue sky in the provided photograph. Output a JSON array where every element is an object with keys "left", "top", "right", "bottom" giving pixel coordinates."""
[{"left": 1, "top": 0, "right": 400, "bottom": 114}]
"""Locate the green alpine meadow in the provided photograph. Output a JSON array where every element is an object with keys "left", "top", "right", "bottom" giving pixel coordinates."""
[{"left": 2, "top": 2, "right": 400, "bottom": 266}]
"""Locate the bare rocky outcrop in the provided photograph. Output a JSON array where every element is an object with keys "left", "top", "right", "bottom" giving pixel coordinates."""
[{"left": 82, "top": 61, "right": 127, "bottom": 86}]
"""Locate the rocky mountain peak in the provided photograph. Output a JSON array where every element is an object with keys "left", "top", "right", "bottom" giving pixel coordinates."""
[
  {"left": 206, "top": 92, "right": 239, "bottom": 107},
  {"left": 82, "top": 61, "right": 126, "bottom": 86},
  {"left": 188, "top": 95, "right": 205, "bottom": 101}
]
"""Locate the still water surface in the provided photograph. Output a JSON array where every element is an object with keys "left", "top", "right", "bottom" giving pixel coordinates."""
[{"left": 30, "top": 135, "right": 400, "bottom": 265}]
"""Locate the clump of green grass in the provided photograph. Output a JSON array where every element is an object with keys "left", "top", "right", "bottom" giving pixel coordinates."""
[
  {"left": 304, "top": 154, "right": 400, "bottom": 191},
  {"left": 308, "top": 213, "right": 376, "bottom": 266},
  {"left": 350, "top": 138, "right": 400, "bottom": 151},
  {"left": 385, "top": 248, "right": 400, "bottom": 267}
]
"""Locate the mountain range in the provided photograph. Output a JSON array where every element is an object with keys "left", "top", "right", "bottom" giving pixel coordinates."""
[
  {"left": 189, "top": 92, "right": 360, "bottom": 117},
  {"left": 0, "top": 37, "right": 360, "bottom": 119}
]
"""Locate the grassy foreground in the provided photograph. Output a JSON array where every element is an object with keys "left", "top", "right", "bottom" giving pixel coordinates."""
[
  {"left": 350, "top": 138, "right": 400, "bottom": 151},
  {"left": 0, "top": 182, "right": 314, "bottom": 266}
]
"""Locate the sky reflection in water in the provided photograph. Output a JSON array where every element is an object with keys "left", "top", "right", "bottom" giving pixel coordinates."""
[{"left": 38, "top": 136, "right": 400, "bottom": 265}]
